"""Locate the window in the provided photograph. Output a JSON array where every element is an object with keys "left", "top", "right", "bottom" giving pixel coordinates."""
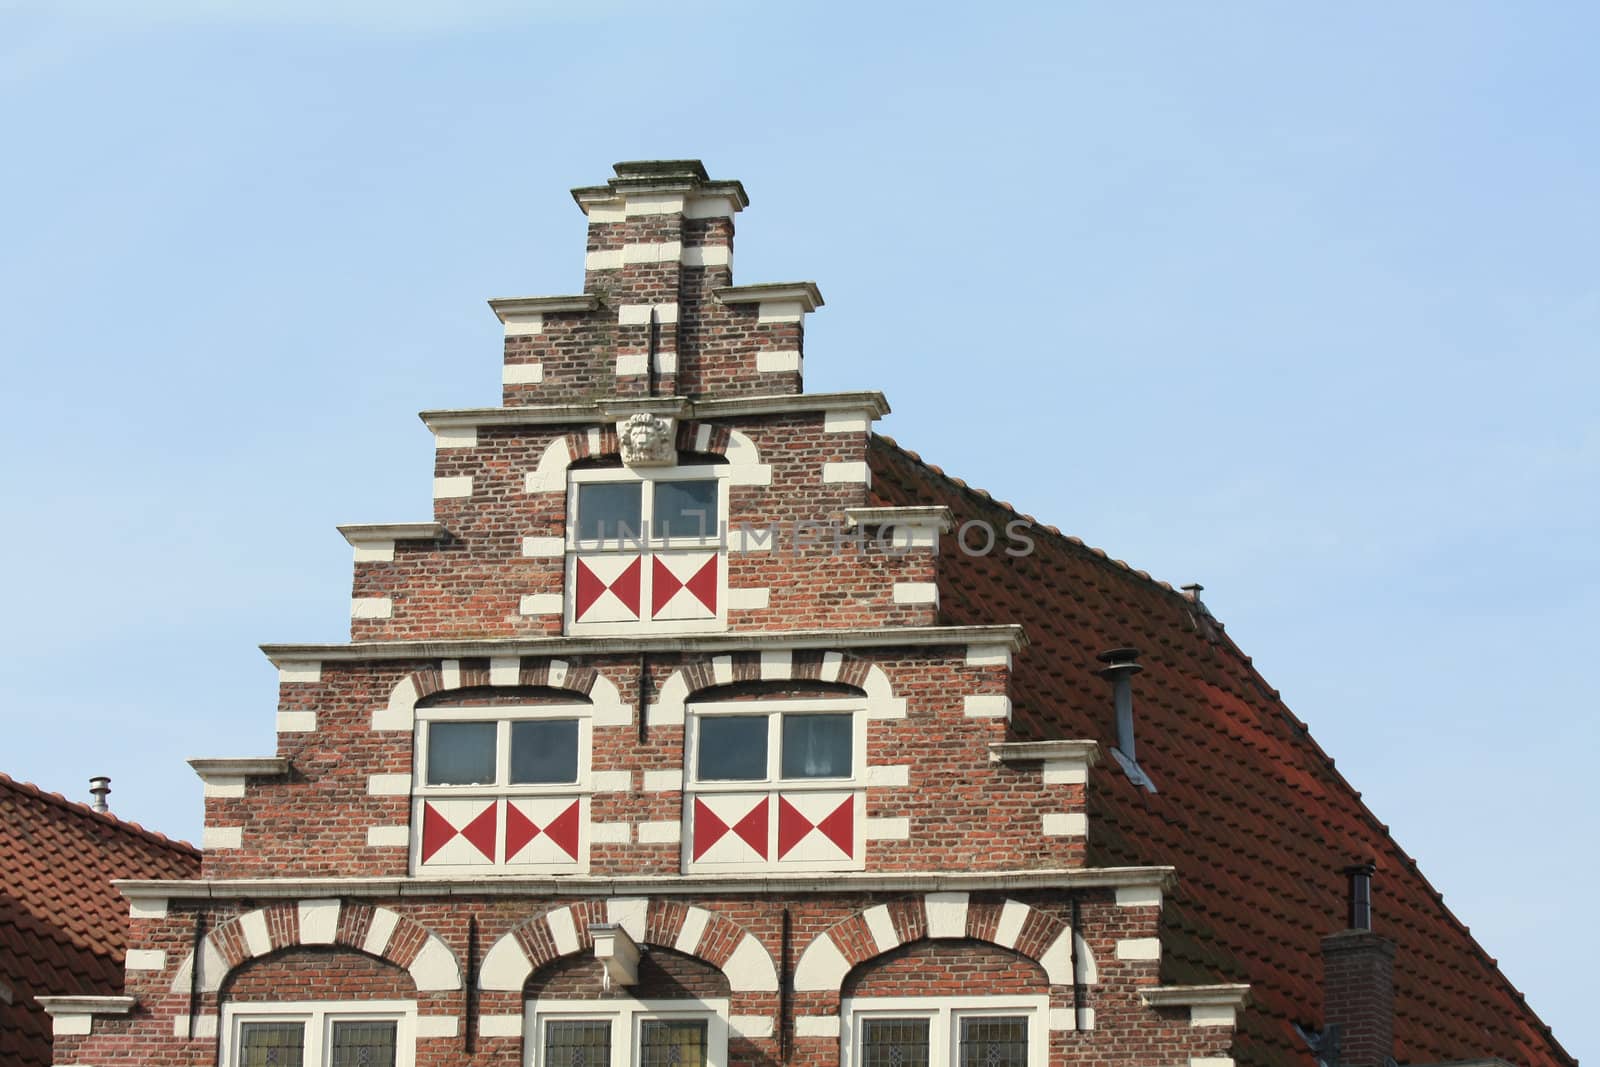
[
  {"left": 841, "top": 997, "right": 1047, "bottom": 1067},
  {"left": 685, "top": 699, "right": 865, "bottom": 873},
  {"left": 412, "top": 705, "right": 592, "bottom": 875},
  {"left": 528, "top": 999, "right": 728, "bottom": 1067},
  {"left": 566, "top": 466, "right": 728, "bottom": 634},
  {"left": 223, "top": 1002, "right": 415, "bottom": 1067}
]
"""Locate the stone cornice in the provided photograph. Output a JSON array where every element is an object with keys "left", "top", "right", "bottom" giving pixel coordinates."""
[
  {"left": 116, "top": 865, "right": 1175, "bottom": 903},
  {"left": 712, "top": 282, "right": 824, "bottom": 312},
  {"left": 988, "top": 740, "right": 1102, "bottom": 765},
  {"left": 337, "top": 523, "right": 448, "bottom": 546},
  {"left": 36, "top": 995, "right": 137, "bottom": 1016},
  {"left": 1138, "top": 985, "right": 1252, "bottom": 1009},
  {"left": 418, "top": 390, "right": 888, "bottom": 433},
  {"left": 487, "top": 295, "right": 600, "bottom": 321},
  {"left": 259, "top": 624, "right": 1028, "bottom": 668},
  {"left": 843, "top": 507, "right": 954, "bottom": 532},
  {"left": 187, "top": 758, "right": 291, "bottom": 781}
]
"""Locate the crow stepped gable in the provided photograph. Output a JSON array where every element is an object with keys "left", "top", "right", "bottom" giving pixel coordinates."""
[{"left": 55, "top": 161, "right": 1573, "bottom": 1067}]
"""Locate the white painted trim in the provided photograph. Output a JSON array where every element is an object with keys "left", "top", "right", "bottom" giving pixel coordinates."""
[
  {"left": 822, "top": 461, "right": 871, "bottom": 485},
  {"left": 963, "top": 694, "right": 1011, "bottom": 719},
  {"left": 841, "top": 994, "right": 1049, "bottom": 1067},
  {"left": 1042, "top": 812, "right": 1088, "bottom": 837},
  {"left": 202, "top": 826, "right": 242, "bottom": 850},
  {"left": 433, "top": 476, "right": 473, "bottom": 499},
  {"left": 891, "top": 582, "right": 938, "bottom": 606},
  {"left": 924, "top": 892, "right": 969, "bottom": 938},
  {"left": 278, "top": 661, "right": 323, "bottom": 683},
  {"left": 351, "top": 597, "right": 394, "bottom": 620},
  {"left": 366, "top": 825, "right": 410, "bottom": 847},
  {"left": 755, "top": 349, "right": 802, "bottom": 373},
  {"left": 503, "top": 362, "right": 545, "bottom": 385},
  {"left": 520, "top": 593, "right": 563, "bottom": 615},
  {"left": 1117, "top": 937, "right": 1162, "bottom": 961}
]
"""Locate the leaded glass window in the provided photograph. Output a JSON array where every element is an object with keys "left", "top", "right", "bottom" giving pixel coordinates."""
[
  {"left": 639, "top": 1019, "right": 708, "bottom": 1067},
  {"left": 861, "top": 1017, "right": 930, "bottom": 1067},
  {"left": 239, "top": 1022, "right": 305, "bottom": 1067},
  {"left": 544, "top": 1019, "right": 612, "bottom": 1067},
  {"left": 956, "top": 1016, "right": 1027, "bottom": 1067},
  {"left": 328, "top": 1020, "right": 397, "bottom": 1067}
]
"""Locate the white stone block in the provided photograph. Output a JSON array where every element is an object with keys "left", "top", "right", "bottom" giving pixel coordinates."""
[
  {"left": 924, "top": 892, "right": 969, "bottom": 938},
  {"left": 822, "top": 461, "right": 871, "bottom": 484},
  {"left": 892, "top": 582, "right": 938, "bottom": 605},
  {"left": 637, "top": 820, "right": 681, "bottom": 843},
  {"left": 864, "top": 816, "right": 909, "bottom": 840},
  {"left": 298, "top": 899, "right": 339, "bottom": 944},
  {"left": 1116, "top": 937, "right": 1162, "bottom": 961},
  {"left": 642, "top": 770, "right": 683, "bottom": 792},
  {"left": 503, "top": 362, "right": 544, "bottom": 384},
  {"left": 727, "top": 587, "right": 770, "bottom": 610},
  {"left": 202, "top": 826, "right": 241, "bottom": 850},
  {"left": 865, "top": 764, "right": 910, "bottom": 787},
  {"left": 521, "top": 536, "right": 565, "bottom": 558},
  {"left": 963, "top": 694, "right": 1011, "bottom": 719},
  {"left": 278, "top": 661, "right": 322, "bottom": 683},
  {"left": 1042, "top": 812, "right": 1088, "bottom": 837},
  {"left": 433, "top": 476, "right": 473, "bottom": 499},
  {"left": 366, "top": 825, "right": 410, "bottom": 847},
  {"left": 756, "top": 349, "right": 802, "bottom": 373},
  {"left": 350, "top": 597, "right": 393, "bottom": 620},
  {"left": 367, "top": 774, "right": 412, "bottom": 796},
  {"left": 125, "top": 949, "right": 167, "bottom": 971},
  {"left": 590, "top": 822, "right": 631, "bottom": 844},
  {"left": 965, "top": 645, "right": 1011, "bottom": 668},
  {"left": 520, "top": 594, "right": 563, "bottom": 616},
  {"left": 1116, "top": 885, "right": 1163, "bottom": 908},
  {"left": 823, "top": 411, "right": 871, "bottom": 434}
]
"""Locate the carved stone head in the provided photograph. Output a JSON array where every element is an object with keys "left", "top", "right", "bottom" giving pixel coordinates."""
[{"left": 617, "top": 412, "right": 676, "bottom": 467}]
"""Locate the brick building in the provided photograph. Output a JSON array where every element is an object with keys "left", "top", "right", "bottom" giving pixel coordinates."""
[{"left": 48, "top": 161, "right": 1572, "bottom": 1067}]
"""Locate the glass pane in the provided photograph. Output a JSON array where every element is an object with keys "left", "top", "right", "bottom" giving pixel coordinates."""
[
  {"left": 653, "top": 480, "right": 718, "bottom": 539},
  {"left": 510, "top": 719, "right": 579, "bottom": 784},
  {"left": 861, "top": 1017, "right": 929, "bottom": 1067},
  {"left": 426, "top": 721, "right": 497, "bottom": 785},
  {"left": 640, "top": 1019, "right": 707, "bottom": 1067},
  {"left": 780, "top": 713, "right": 853, "bottom": 778},
  {"left": 545, "top": 1020, "right": 611, "bottom": 1067},
  {"left": 239, "top": 1021, "right": 305, "bottom": 1067},
  {"left": 958, "top": 1016, "right": 1028, "bottom": 1067},
  {"left": 696, "top": 715, "right": 768, "bottom": 780},
  {"left": 577, "top": 482, "right": 643, "bottom": 543},
  {"left": 329, "top": 1020, "right": 397, "bottom": 1067}
]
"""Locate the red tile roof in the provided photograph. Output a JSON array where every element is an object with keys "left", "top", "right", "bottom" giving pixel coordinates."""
[
  {"left": 868, "top": 436, "right": 1573, "bottom": 1067},
  {"left": 0, "top": 773, "right": 200, "bottom": 1067}
]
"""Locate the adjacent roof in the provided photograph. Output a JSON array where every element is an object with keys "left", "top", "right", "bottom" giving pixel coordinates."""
[
  {"left": 867, "top": 436, "right": 1573, "bottom": 1067},
  {"left": 0, "top": 773, "right": 199, "bottom": 1067}
]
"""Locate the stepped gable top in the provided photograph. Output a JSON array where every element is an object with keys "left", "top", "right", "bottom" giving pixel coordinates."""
[
  {"left": 865, "top": 436, "right": 1574, "bottom": 1067},
  {"left": 0, "top": 773, "right": 199, "bottom": 1067}
]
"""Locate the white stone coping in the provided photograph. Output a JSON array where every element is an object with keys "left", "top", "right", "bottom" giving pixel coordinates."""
[
  {"left": 487, "top": 295, "right": 600, "bottom": 321},
  {"left": 338, "top": 523, "right": 447, "bottom": 546},
  {"left": 117, "top": 865, "right": 1175, "bottom": 904},
  {"left": 843, "top": 506, "right": 954, "bottom": 532},
  {"left": 187, "top": 757, "right": 291, "bottom": 781},
  {"left": 712, "top": 282, "right": 823, "bottom": 312},
  {"left": 418, "top": 389, "right": 888, "bottom": 433},
  {"left": 988, "top": 741, "right": 1101, "bottom": 765},
  {"left": 36, "top": 994, "right": 137, "bottom": 1018},
  {"left": 1138, "top": 984, "right": 1252, "bottom": 1009},
  {"left": 260, "top": 623, "right": 1028, "bottom": 667}
]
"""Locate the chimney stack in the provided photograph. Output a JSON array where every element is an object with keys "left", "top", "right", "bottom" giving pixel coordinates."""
[
  {"left": 1096, "top": 648, "right": 1156, "bottom": 792},
  {"left": 88, "top": 776, "right": 111, "bottom": 813},
  {"left": 1322, "top": 863, "right": 1395, "bottom": 1067}
]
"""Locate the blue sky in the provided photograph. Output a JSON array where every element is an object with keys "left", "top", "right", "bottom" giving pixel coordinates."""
[{"left": 2, "top": 2, "right": 1595, "bottom": 1059}]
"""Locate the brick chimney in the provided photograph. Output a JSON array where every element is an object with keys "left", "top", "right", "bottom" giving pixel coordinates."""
[{"left": 1321, "top": 863, "right": 1395, "bottom": 1067}]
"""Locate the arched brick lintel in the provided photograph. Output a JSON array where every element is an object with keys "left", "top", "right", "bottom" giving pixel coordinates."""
[
  {"left": 792, "top": 893, "right": 1097, "bottom": 995},
  {"left": 171, "top": 899, "right": 462, "bottom": 995},
  {"left": 651, "top": 649, "right": 904, "bottom": 727},
  {"left": 479, "top": 898, "right": 778, "bottom": 995},
  {"left": 376, "top": 656, "right": 630, "bottom": 732}
]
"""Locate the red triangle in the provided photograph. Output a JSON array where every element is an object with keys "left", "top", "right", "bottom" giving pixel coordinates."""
[
  {"left": 776, "top": 795, "right": 815, "bottom": 859},
  {"left": 504, "top": 802, "right": 540, "bottom": 860},
  {"left": 817, "top": 795, "right": 854, "bottom": 857},
  {"left": 573, "top": 558, "right": 607, "bottom": 620},
  {"left": 651, "top": 554, "right": 684, "bottom": 617},
  {"left": 610, "top": 556, "right": 642, "bottom": 616},
  {"left": 692, "top": 796, "right": 730, "bottom": 860},
  {"left": 732, "top": 797, "right": 769, "bottom": 858},
  {"left": 685, "top": 555, "right": 718, "bottom": 614},
  {"left": 420, "top": 802, "right": 459, "bottom": 864},
  {"left": 461, "top": 803, "right": 498, "bottom": 861},
  {"left": 543, "top": 800, "right": 582, "bottom": 860}
]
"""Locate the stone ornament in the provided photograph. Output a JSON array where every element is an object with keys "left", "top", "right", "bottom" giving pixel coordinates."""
[{"left": 617, "top": 412, "right": 676, "bottom": 467}]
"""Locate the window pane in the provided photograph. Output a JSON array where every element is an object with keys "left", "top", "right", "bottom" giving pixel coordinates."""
[
  {"left": 545, "top": 1020, "right": 610, "bottom": 1067},
  {"left": 653, "top": 480, "right": 718, "bottom": 539},
  {"left": 239, "top": 1022, "right": 305, "bottom": 1067},
  {"left": 861, "top": 1018, "right": 929, "bottom": 1067},
  {"left": 577, "top": 482, "right": 643, "bottom": 543},
  {"left": 510, "top": 719, "right": 579, "bottom": 784},
  {"left": 329, "top": 1020, "right": 397, "bottom": 1067},
  {"left": 781, "top": 713, "right": 853, "bottom": 778},
  {"left": 696, "top": 715, "right": 768, "bottom": 780},
  {"left": 640, "top": 1019, "right": 707, "bottom": 1067},
  {"left": 958, "top": 1016, "right": 1028, "bottom": 1067},
  {"left": 426, "top": 721, "right": 497, "bottom": 785}
]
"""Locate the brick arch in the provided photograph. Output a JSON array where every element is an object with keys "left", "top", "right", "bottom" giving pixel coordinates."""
[
  {"left": 377, "top": 656, "right": 629, "bottom": 732},
  {"left": 523, "top": 423, "right": 766, "bottom": 494},
  {"left": 651, "top": 649, "right": 904, "bottom": 727},
  {"left": 479, "top": 898, "right": 778, "bottom": 994},
  {"left": 170, "top": 900, "right": 461, "bottom": 994},
  {"left": 792, "top": 893, "right": 1096, "bottom": 994}
]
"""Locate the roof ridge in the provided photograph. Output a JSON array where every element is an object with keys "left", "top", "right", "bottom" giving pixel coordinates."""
[{"left": 0, "top": 772, "right": 199, "bottom": 858}]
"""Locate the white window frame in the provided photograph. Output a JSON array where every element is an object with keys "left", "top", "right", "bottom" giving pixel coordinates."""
[
  {"left": 565, "top": 464, "right": 731, "bottom": 636},
  {"left": 220, "top": 999, "right": 417, "bottom": 1067},
  {"left": 839, "top": 995, "right": 1049, "bottom": 1067},
  {"left": 411, "top": 703, "right": 595, "bottom": 876},
  {"left": 683, "top": 697, "right": 867, "bottom": 873},
  {"left": 526, "top": 997, "right": 730, "bottom": 1067}
]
